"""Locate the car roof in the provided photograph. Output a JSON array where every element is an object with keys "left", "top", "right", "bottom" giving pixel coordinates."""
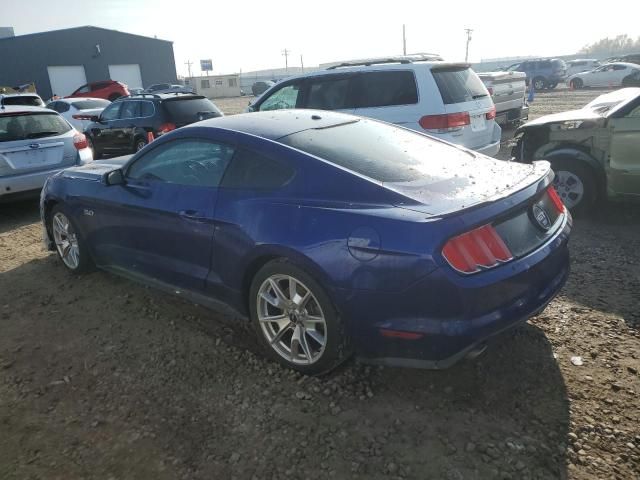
[
  {"left": 191, "top": 109, "right": 358, "bottom": 140},
  {"left": 57, "top": 97, "right": 109, "bottom": 104},
  {"left": 0, "top": 105, "right": 55, "bottom": 114},
  {"left": 1, "top": 93, "right": 41, "bottom": 97},
  {"left": 608, "top": 62, "right": 640, "bottom": 68},
  {"left": 122, "top": 93, "right": 203, "bottom": 101}
]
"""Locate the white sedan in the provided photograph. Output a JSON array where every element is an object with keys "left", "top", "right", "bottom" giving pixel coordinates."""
[
  {"left": 45, "top": 97, "right": 111, "bottom": 132},
  {"left": 568, "top": 62, "right": 640, "bottom": 89}
]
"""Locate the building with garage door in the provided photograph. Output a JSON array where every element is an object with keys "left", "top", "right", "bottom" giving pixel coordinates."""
[{"left": 0, "top": 26, "right": 177, "bottom": 100}]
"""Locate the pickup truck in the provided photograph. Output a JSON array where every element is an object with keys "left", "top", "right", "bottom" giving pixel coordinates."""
[{"left": 478, "top": 71, "right": 528, "bottom": 126}]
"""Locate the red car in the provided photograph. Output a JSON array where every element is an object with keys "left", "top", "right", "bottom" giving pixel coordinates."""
[{"left": 65, "top": 80, "right": 129, "bottom": 101}]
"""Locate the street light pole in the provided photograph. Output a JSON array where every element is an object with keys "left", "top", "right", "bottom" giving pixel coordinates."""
[
  {"left": 464, "top": 28, "right": 473, "bottom": 62},
  {"left": 403, "top": 24, "right": 407, "bottom": 56}
]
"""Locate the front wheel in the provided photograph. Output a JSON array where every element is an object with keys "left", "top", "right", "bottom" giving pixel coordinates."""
[
  {"left": 533, "top": 77, "right": 547, "bottom": 90},
  {"left": 551, "top": 159, "right": 597, "bottom": 215},
  {"left": 249, "top": 259, "right": 351, "bottom": 375},
  {"left": 570, "top": 78, "right": 583, "bottom": 89},
  {"left": 49, "top": 205, "right": 94, "bottom": 273}
]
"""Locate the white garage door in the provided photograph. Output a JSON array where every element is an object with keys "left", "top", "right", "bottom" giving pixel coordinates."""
[
  {"left": 108, "top": 64, "right": 143, "bottom": 90},
  {"left": 47, "top": 66, "right": 87, "bottom": 97}
]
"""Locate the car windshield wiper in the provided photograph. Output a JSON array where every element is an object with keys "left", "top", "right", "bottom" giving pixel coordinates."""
[
  {"left": 472, "top": 93, "right": 488, "bottom": 99},
  {"left": 26, "top": 131, "right": 60, "bottom": 139}
]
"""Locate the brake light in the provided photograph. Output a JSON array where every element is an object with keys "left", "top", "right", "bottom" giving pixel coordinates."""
[
  {"left": 72, "top": 114, "right": 92, "bottom": 120},
  {"left": 485, "top": 106, "right": 496, "bottom": 120},
  {"left": 157, "top": 122, "right": 176, "bottom": 135},
  {"left": 73, "top": 133, "right": 88, "bottom": 150},
  {"left": 547, "top": 185, "right": 565, "bottom": 213},
  {"left": 419, "top": 112, "right": 470, "bottom": 131},
  {"left": 442, "top": 224, "right": 513, "bottom": 274}
]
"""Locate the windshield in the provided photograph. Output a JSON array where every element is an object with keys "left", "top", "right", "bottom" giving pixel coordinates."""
[
  {"left": 279, "top": 118, "right": 474, "bottom": 183},
  {"left": 72, "top": 99, "right": 110, "bottom": 109},
  {"left": 431, "top": 67, "right": 488, "bottom": 104},
  {"left": 2, "top": 96, "right": 43, "bottom": 107},
  {"left": 0, "top": 112, "right": 71, "bottom": 142}
]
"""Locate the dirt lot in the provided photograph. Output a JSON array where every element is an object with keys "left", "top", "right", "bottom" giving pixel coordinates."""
[{"left": 1, "top": 90, "right": 639, "bottom": 480}]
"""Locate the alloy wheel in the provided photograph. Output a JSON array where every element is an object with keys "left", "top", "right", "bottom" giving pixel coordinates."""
[
  {"left": 52, "top": 212, "right": 80, "bottom": 269},
  {"left": 257, "top": 274, "right": 327, "bottom": 365},
  {"left": 553, "top": 170, "right": 584, "bottom": 209}
]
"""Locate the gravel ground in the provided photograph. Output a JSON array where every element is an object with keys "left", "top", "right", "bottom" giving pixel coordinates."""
[{"left": 1, "top": 90, "right": 639, "bottom": 480}]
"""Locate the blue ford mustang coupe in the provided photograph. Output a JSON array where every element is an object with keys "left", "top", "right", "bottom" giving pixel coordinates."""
[{"left": 41, "top": 110, "right": 571, "bottom": 374}]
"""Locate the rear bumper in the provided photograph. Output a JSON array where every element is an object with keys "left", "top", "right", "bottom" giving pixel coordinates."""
[
  {"left": 496, "top": 105, "right": 529, "bottom": 125},
  {"left": 342, "top": 214, "right": 571, "bottom": 368},
  {"left": 473, "top": 123, "right": 502, "bottom": 157},
  {"left": 0, "top": 168, "right": 63, "bottom": 200}
]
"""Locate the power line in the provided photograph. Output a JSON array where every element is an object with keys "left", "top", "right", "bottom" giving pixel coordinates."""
[
  {"left": 464, "top": 28, "right": 473, "bottom": 62},
  {"left": 184, "top": 60, "right": 193, "bottom": 78}
]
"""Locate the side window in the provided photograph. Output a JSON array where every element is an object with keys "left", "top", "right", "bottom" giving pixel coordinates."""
[
  {"left": 221, "top": 148, "right": 295, "bottom": 189},
  {"left": 356, "top": 71, "right": 418, "bottom": 108},
  {"left": 140, "top": 101, "right": 155, "bottom": 117},
  {"left": 119, "top": 101, "right": 140, "bottom": 119},
  {"left": 75, "top": 84, "right": 90, "bottom": 94},
  {"left": 305, "top": 76, "right": 353, "bottom": 110},
  {"left": 258, "top": 84, "right": 301, "bottom": 111},
  {"left": 47, "top": 102, "right": 59, "bottom": 112},
  {"left": 127, "top": 139, "right": 234, "bottom": 187},
  {"left": 613, "top": 65, "right": 627, "bottom": 71},
  {"left": 627, "top": 104, "right": 640, "bottom": 118},
  {"left": 58, "top": 102, "right": 70, "bottom": 113},
  {"left": 100, "top": 102, "right": 121, "bottom": 121}
]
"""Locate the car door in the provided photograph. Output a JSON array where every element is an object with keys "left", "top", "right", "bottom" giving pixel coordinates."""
[
  {"left": 607, "top": 101, "right": 640, "bottom": 195},
  {"left": 301, "top": 73, "right": 357, "bottom": 115},
  {"left": 611, "top": 65, "right": 630, "bottom": 86},
  {"left": 255, "top": 80, "right": 304, "bottom": 111},
  {"left": 352, "top": 70, "right": 418, "bottom": 125},
  {"left": 112, "top": 100, "right": 140, "bottom": 152},
  {"left": 590, "top": 65, "right": 611, "bottom": 87},
  {"left": 92, "top": 137, "right": 235, "bottom": 291},
  {"left": 88, "top": 101, "right": 122, "bottom": 153}
]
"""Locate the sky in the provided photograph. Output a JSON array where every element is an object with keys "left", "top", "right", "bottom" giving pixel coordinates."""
[{"left": 2, "top": 0, "right": 638, "bottom": 76}]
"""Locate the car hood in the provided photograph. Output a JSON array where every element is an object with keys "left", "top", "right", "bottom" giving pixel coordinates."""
[
  {"left": 515, "top": 108, "right": 602, "bottom": 132},
  {"left": 61, "top": 156, "right": 131, "bottom": 180},
  {"left": 386, "top": 153, "right": 550, "bottom": 216}
]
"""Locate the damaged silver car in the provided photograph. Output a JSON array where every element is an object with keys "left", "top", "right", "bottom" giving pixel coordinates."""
[{"left": 512, "top": 88, "right": 640, "bottom": 213}]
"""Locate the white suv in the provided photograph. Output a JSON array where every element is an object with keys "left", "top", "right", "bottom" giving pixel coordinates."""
[{"left": 246, "top": 55, "right": 501, "bottom": 156}]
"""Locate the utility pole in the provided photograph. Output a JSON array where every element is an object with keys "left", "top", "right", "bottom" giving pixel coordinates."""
[
  {"left": 282, "top": 48, "right": 290, "bottom": 73},
  {"left": 464, "top": 28, "right": 473, "bottom": 62},
  {"left": 184, "top": 60, "right": 193, "bottom": 79},
  {"left": 300, "top": 54, "right": 304, "bottom": 73},
  {"left": 402, "top": 24, "right": 407, "bottom": 56}
]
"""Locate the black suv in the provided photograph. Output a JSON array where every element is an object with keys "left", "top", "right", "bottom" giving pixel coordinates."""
[
  {"left": 85, "top": 93, "right": 223, "bottom": 158},
  {"left": 507, "top": 58, "right": 567, "bottom": 90}
]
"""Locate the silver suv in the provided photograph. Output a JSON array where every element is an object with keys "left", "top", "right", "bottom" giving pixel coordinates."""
[
  {"left": 0, "top": 105, "right": 93, "bottom": 202},
  {"left": 246, "top": 54, "right": 501, "bottom": 156}
]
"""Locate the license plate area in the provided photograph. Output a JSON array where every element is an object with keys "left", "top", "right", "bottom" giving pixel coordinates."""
[{"left": 470, "top": 114, "right": 486, "bottom": 132}]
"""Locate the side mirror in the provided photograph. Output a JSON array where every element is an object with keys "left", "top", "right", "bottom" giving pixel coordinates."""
[
  {"left": 90, "top": 115, "right": 100, "bottom": 122},
  {"left": 104, "top": 169, "right": 124, "bottom": 186}
]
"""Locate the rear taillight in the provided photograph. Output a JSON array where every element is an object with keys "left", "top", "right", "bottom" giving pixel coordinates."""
[
  {"left": 72, "top": 114, "right": 91, "bottom": 120},
  {"left": 73, "top": 133, "right": 88, "bottom": 150},
  {"left": 419, "top": 112, "right": 470, "bottom": 131},
  {"left": 547, "top": 185, "right": 565, "bottom": 213},
  {"left": 157, "top": 122, "right": 176, "bottom": 135},
  {"left": 485, "top": 106, "right": 496, "bottom": 120},
  {"left": 442, "top": 224, "right": 513, "bottom": 274}
]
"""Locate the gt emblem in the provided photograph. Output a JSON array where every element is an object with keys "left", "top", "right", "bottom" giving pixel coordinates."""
[
  {"left": 83, "top": 208, "right": 94, "bottom": 216},
  {"left": 532, "top": 204, "right": 551, "bottom": 230}
]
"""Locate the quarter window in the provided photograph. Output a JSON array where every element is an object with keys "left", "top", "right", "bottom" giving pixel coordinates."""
[
  {"left": 259, "top": 84, "right": 301, "bottom": 111},
  {"left": 356, "top": 71, "right": 418, "bottom": 108},
  {"left": 140, "top": 101, "right": 155, "bottom": 117},
  {"left": 127, "top": 139, "right": 235, "bottom": 187},
  {"left": 221, "top": 148, "right": 295, "bottom": 189}
]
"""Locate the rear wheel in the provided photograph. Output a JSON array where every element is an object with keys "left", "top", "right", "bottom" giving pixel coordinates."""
[
  {"left": 570, "top": 78, "right": 583, "bottom": 89},
  {"left": 134, "top": 137, "right": 147, "bottom": 152},
  {"left": 550, "top": 159, "right": 597, "bottom": 215},
  {"left": 533, "top": 77, "right": 547, "bottom": 90},
  {"left": 249, "top": 259, "right": 351, "bottom": 375},
  {"left": 49, "top": 205, "right": 94, "bottom": 273}
]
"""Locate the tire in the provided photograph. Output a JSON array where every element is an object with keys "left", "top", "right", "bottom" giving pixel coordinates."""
[
  {"left": 108, "top": 93, "right": 122, "bottom": 102},
  {"left": 550, "top": 158, "right": 597, "bottom": 216},
  {"left": 249, "top": 259, "right": 351, "bottom": 375},
  {"left": 570, "top": 78, "right": 583, "bottom": 90},
  {"left": 87, "top": 136, "right": 101, "bottom": 159},
  {"left": 533, "top": 77, "right": 547, "bottom": 90},
  {"left": 49, "top": 205, "right": 94, "bottom": 274},
  {"left": 134, "top": 137, "right": 147, "bottom": 153}
]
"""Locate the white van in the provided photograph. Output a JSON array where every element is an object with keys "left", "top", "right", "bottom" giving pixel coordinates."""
[{"left": 246, "top": 55, "right": 501, "bottom": 156}]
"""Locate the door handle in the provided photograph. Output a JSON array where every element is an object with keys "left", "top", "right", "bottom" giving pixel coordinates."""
[{"left": 179, "top": 210, "right": 208, "bottom": 222}]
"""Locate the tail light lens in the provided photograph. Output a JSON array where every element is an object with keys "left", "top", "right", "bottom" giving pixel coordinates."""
[
  {"left": 72, "top": 114, "right": 91, "bottom": 120},
  {"left": 485, "top": 106, "right": 496, "bottom": 120},
  {"left": 419, "top": 112, "right": 470, "bottom": 131},
  {"left": 547, "top": 185, "right": 565, "bottom": 213},
  {"left": 73, "top": 133, "right": 88, "bottom": 150},
  {"left": 157, "top": 122, "right": 176, "bottom": 135},
  {"left": 442, "top": 224, "right": 513, "bottom": 274}
]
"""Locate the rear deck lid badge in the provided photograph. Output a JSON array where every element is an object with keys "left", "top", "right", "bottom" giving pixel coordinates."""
[{"left": 532, "top": 204, "right": 551, "bottom": 230}]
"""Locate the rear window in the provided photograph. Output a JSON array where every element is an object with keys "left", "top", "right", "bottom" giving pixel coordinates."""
[
  {"left": 2, "top": 96, "right": 43, "bottom": 107},
  {"left": 163, "top": 97, "right": 222, "bottom": 122},
  {"left": 431, "top": 67, "right": 488, "bottom": 104},
  {"left": 279, "top": 118, "right": 463, "bottom": 183},
  {"left": 357, "top": 71, "right": 418, "bottom": 108},
  {"left": 0, "top": 112, "right": 71, "bottom": 142},
  {"left": 72, "top": 99, "right": 110, "bottom": 109}
]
